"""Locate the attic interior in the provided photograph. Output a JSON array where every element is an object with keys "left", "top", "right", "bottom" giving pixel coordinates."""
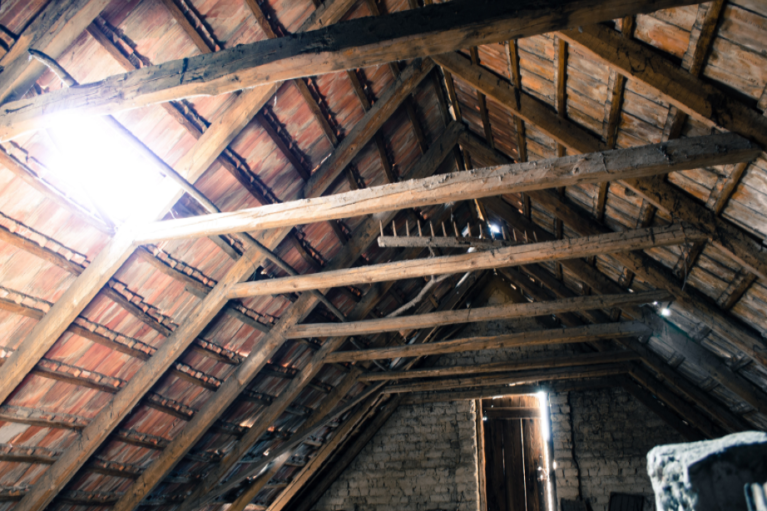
[{"left": 1, "top": 0, "right": 767, "bottom": 510}]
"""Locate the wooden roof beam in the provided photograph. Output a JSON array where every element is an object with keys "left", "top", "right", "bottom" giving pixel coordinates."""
[
  {"left": 136, "top": 133, "right": 753, "bottom": 243},
  {"left": 230, "top": 225, "right": 704, "bottom": 299},
  {"left": 293, "top": 292, "right": 666, "bottom": 340},
  {"left": 383, "top": 364, "right": 631, "bottom": 394},
  {"left": 450, "top": 63, "right": 767, "bottom": 368},
  {"left": 505, "top": 263, "right": 751, "bottom": 433},
  {"left": 438, "top": 49, "right": 767, "bottom": 282},
  {"left": 13, "top": 53, "right": 433, "bottom": 511},
  {"left": 0, "top": 0, "right": 362, "bottom": 437},
  {"left": 498, "top": 264, "right": 735, "bottom": 436},
  {"left": 618, "top": 375, "right": 705, "bottom": 441},
  {"left": 108, "top": 121, "right": 464, "bottom": 511},
  {"left": 326, "top": 323, "right": 648, "bottom": 363},
  {"left": 359, "top": 351, "right": 639, "bottom": 382},
  {"left": 466, "top": 131, "right": 767, "bottom": 395},
  {"left": 286, "top": 394, "right": 403, "bottom": 511},
  {"left": 559, "top": 23, "right": 767, "bottom": 148},
  {"left": 0, "top": 0, "right": 702, "bottom": 140},
  {"left": 219, "top": 266, "right": 483, "bottom": 511},
  {"left": 597, "top": 15, "right": 635, "bottom": 221},
  {"left": 0, "top": 0, "right": 110, "bottom": 104}
]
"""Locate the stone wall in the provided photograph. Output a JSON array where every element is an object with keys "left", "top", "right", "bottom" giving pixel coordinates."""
[{"left": 311, "top": 400, "right": 480, "bottom": 511}]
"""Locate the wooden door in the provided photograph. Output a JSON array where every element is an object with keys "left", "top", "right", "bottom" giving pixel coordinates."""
[{"left": 482, "top": 396, "right": 546, "bottom": 511}]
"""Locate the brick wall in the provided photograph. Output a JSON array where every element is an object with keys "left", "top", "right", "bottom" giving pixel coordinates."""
[
  {"left": 311, "top": 400, "right": 480, "bottom": 511},
  {"left": 312, "top": 288, "right": 683, "bottom": 511},
  {"left": 556, "top": 387, "right": 685, "bottom": 511}
]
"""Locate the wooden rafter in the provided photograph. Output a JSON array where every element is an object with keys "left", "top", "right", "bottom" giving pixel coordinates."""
[
  {"left": 0, "top": 0, "right": 111, "bottom": 104},
  {"left": 288, "top": 292, "right": 667, "bottom": 339},
  {"left": 136, "top": 133, "right": 754, "bottom": 243},
  {"left": 0, "top": 0, "right": 702, "bottom": 140},
  {"left": 596, "top": 15, "right": 635, "bottom": 221},
  {"left": 463, "top": 132, "right": 767, "bottom": 401},
  {"left": 499, "top": 264, "right": 731, "bottom": 437},
  {"left": 6, "top": 2, "right": 367, "bottom": 509},
  {"left": 107, "top": 121, "right": 464, "bottom": 511},
  {"left": 439, "top": 49, "right": 767, "bottom": 284},
  {"left": 558, "top": 23, "right": 767, "bottom": 149},
  {"left": 220, "top": 267, "right": 484, "bottom": 511},
  {"left": 449, "top": 58, "right": 767, "bottom": 368},
  {"left": 326, "top": 322, "right": 648, "bottom": 363},
  {"left": 504, "top": 263, "right": 750, "bottom": 434}
]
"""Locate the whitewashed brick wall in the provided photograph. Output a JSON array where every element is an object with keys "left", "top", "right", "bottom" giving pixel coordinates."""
[
  {"left": 311, "top": 400, "right": 481, "bottom": 511},
  {"left": 312, "top": 300, "right": 684, "bottom": 511},
  {"left": 563, "top": 387, "right": 685, "bottom": 511}
]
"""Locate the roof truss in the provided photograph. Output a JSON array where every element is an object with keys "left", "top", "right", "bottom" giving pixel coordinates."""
[{"left": 1, "top": 1, "right": 767, "bottom": 511}]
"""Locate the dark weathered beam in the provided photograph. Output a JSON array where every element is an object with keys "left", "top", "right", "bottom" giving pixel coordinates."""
[
  {"left": 618, "top": 375, "right": 705, "bottom": 441},
  {"left": 294, "top": 293, "right": 664, "bottom": 340},
  {"left": 10, "top": 25, "right": 430, "bottom": 511},
  {"left": 558, "top": 23, "right": 767, "bottom": 149},
  {"left": 287, "top": 395, "right": 404, "bottom": 511},
  {"left": 628, "top": 365, "right": 721, "bottom": 438},
  {"left": 403, "top": 378, "right": 616, "bottom": 404},
  {"left": 597, "top": 15, "right": 635, "bottom": 220},
  {"left": 138, "top": 134, "right": 753, "bottom": 244},
  {"left": 360, "top": 350, "right": 638, "bottom": 381},
  {"left": 459, "top": 114, "right": 767, "bottom": 370},
  {"left": 664, "top": 0, "right": 724, "bottom": 140},
  {"left": 263, "top": 390, "right": 381, "bottom": 511},
  {"left": 326, "top": 322, "right": 649, "bottom": 363},
  {"left": 230, "top": 225, "right": 704, "bottom": 298},
  {"left": 621, "top": 175, "right": 767, "bottom": 282},
  {"left": 466, "top": 134, "right": 766, "bottom": 431},
  {"left": 109, "top": 122, "right": 464, "bottom": 511},
  {"left": 443, "top": 49, "right": 767, "bottom": 284},
  {"left": 384, "top": 364, "right": 630, "bottom": 394},
  {"left": 208, "top": 263, "right": 483, "bottom": 510},
  {"left": 0, "top": 0, "right": 701, "bottom": 140}
]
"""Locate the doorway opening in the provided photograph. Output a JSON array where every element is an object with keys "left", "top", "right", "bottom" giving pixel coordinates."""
[{"left": 477, "top": 393, "right": 554, "bottom": 511}]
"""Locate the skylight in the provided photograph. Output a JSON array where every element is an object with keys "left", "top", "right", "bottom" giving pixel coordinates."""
[{"left": 47, "top": 116, "right": 167, "bottom": 224}]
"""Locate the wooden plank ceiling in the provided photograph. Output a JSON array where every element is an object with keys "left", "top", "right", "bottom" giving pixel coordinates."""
[{"left": 0, "top": 1, "right": 766, "bottom": 511}]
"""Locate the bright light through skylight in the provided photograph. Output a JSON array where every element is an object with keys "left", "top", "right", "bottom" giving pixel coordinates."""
[{"left": 47, "top": 116, "right": 167, "bottom": 223}]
